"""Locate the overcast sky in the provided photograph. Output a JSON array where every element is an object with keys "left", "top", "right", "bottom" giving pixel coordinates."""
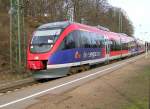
[{"left": 108, "top": 0, "right": 150, "bottom": 42}]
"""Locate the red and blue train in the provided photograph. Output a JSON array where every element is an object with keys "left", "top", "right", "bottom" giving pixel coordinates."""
[{"left": 27, "top": 21, "right": 145, "bottom": 79}]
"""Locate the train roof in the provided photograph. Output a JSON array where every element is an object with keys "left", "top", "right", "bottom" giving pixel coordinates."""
[
  {"left": 37, "top": 21, "right": 134, "bottom": 42},
  {"left": 95, "top": 25, "right": 110, "bottom": 31},
  {"left": 118, "top": 33, "right": 128, "bottom": 36},
  {"left": 37, "top": 21, "right": 111, "bottom": 32},
  {"left": 37, "top": 21, "right": 72, "bottom": 30}
]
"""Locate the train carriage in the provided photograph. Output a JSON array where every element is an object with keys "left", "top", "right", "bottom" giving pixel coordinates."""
[{"left": 27, "top": 21, "right": 144, "bottom": 79}]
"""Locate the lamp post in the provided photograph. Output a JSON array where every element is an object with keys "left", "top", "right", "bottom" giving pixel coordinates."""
[
  {"left": 139, "top": 24, "right": 149, "bottom": 58},
  {"left": 118, "top": 8, "right": 123, "bottom": 33},
  {"left": 9, "top": 0, "right": 25, "bottom": 72},
  {"left": 143, "top": 32, "right": 148, "bottom": 58}
]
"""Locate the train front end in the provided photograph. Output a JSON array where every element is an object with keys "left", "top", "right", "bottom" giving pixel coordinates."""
[{"left": 27, "top": 21, "right": 70, "bottom": 79}]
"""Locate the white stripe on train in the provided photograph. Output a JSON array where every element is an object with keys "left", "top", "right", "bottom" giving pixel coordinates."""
[
  {"left": 47, "top": 57, "right": 107, "bottom": 69},
  {"left": 47, "top": 53, "right": 134, "bottom": 69}
]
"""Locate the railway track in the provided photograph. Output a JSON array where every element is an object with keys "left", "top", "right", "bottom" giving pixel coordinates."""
[
  {"left": 0, "top": 67, "right": 98, "bottom": 95},
  {"left": 0, "top": 81, "right": 37, "bottom": 95}
]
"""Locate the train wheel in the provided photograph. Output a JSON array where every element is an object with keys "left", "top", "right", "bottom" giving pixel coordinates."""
[
  {"left": 69, "top": 67, "right": 78, "bottom": 75},
  {"left": 80, "top": 65, "right": 86, "bottom": 72},
  {"left": 84, "top": 65, "right": 90, "bottom": 71},
  {"left": 105, "top": 60, "right": 109, "bottom": 64}
]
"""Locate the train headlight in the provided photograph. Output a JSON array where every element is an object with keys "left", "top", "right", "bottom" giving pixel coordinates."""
[{"left": 34, "top": 56, "right": 39, "bottom": 60}]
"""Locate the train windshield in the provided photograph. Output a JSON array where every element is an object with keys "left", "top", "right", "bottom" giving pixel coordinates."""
[{"left": 30, "top": 29, "right": 61, "bottom": 53}]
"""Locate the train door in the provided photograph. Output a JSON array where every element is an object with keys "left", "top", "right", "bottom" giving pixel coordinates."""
[{"left": 105, "top": 38, "right": 110, "bottom": 63}]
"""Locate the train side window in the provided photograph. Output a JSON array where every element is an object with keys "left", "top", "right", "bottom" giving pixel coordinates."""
[
  {"left": 110, "top": 40, "right": 115, "bottom": 51},
  {"left": 110, "top": 40, "right": 121, "bottom": 51},
  {"left": 115, "top": 41, "right": 121, "bottom": 51},
  {"left": 65, "top": 32, "right": 75, "bottom": 49},
  {"left": 93, "top": 33, "right": 97, "bottom": 48},
  {"left": 96, "top": 34, "right": 105, "bottom": 48},
  {"left": 122, "top": 41, "right": 128, "bottom": 50},
  {"left": 88, "top": 32, "right": 92, "bottom": 48},
  {"left": 59, "top": 30, "right": 105, "bottom": 50},
  {"left": 73, "top": 31, "right": 81, "bottom": 48},
  {"left": 89, "top": 32, "right": 96, "bottom": 48},
  {"left": 59, "top": 30, "right": 82, "bottom": 50},
  {"left": 80, "top": 31, "right": 88, "bottom": 48},
  {"left": 84, "top": 32, "right": 91, "bottom": 48},
  {"left": 58, "top": 32, "right": 75, "bottom": 50}
]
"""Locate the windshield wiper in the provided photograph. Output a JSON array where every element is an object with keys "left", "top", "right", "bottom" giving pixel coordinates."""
[{"left": 31, "top": 43, "right": 50, "bottom": 46}]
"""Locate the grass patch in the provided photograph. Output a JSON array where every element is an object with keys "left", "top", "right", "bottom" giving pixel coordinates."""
[
  {"left": 124, "top": 100, "right": 148, "bottom": 109},
  {"left": 123, "top": 67, "right": 150, "bottom": 109}
]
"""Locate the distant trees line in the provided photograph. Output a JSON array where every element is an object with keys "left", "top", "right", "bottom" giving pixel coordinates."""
[{"left": 0, "top": 0, "right": 134, "bottom": 36}]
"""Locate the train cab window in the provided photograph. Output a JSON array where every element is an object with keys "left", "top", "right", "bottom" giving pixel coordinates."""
[{"left": 30, "top": 29, "right": 62, "bottom": 53}]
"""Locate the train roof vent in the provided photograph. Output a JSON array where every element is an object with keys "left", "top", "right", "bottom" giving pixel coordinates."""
[
  {"left": 96, "top": 25, "right": 110, "bottom": 31},
  {"left": 119, "top": 33, "right": 128, "bottom": 36},
  {"left": 38, "top": 21, "right": 72, "bottom": 30}
]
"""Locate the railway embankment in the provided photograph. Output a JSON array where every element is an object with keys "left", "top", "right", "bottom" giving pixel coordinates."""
[{"left": 0, "top": 70, "right": 33, "bottom": 92}]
